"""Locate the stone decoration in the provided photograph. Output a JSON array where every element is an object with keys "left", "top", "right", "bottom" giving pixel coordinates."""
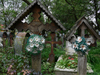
[
  {"left": 65, "top": 41, "right": 76, "bottom": 55},
  {"left": 14, "top": 32, "right": 26, "bottom": 54}
]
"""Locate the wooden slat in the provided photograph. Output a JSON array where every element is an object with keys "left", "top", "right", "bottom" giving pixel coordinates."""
[{"left": 78, "top": 54, "right": 87, "bottom": 75}]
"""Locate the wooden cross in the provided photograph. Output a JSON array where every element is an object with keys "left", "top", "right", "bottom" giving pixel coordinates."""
[{"left": 46, "top": 32, "right": 62, "bottom": 63}]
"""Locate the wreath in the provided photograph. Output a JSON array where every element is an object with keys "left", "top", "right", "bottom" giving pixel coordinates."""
[
  {"left": 25, "top": 34, "right": 45, "bottom": 55},
  {"left": 72, "top": 37, "right": 90, "bottom": 55}
]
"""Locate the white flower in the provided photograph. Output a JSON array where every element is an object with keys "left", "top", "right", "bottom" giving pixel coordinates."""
[
  {"left": 35, "top": 43, "right": 39, "bottom": 47},
  {"left": 30, "top": 43, "right": 34, "bottom": 47},
  {"left": 80, "top": 44, "right": 86, "bottom": 50},
  {"left": 34, "top": 36, "right": 40, "bottom": 42},
  {"left": 29, "top": 38, "right": 33, "bottom": 42},
  {"left": 41, "top": 38, "right": 45, "bottom": 43},
  {"left": 77, "top": 37, "right": 82, "bottom": 42},
  {"left": 26, "top": 46, "right": 31, "bottom": 51},
  {"left": 33, "top": 50, "right": 37, "bottom": 53},
  {"left": 73, "top": 43, "right": 78, "bottom": 49},
  {"left": 39, "top": 45, "right": 44, "bottom": 51}
]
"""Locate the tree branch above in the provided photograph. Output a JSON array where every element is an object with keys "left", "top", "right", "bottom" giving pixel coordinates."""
[{"left": 22, "top": 0, "right": 30, "bottom": 5}]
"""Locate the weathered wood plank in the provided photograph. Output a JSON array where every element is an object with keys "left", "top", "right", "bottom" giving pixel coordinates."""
[
  {"left": 31, "top": 53, "right": 41, "bottom": 72},
  {"left": 78, "top": 54, "right": 87, "bottom": 75}
]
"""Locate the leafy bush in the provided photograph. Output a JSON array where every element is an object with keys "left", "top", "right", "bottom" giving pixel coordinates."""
[
  {"left": 56, "top": 54, "right": 78, "bottom": 69},
  {"left": 87, "top": 41, "right": 100, "bottom": 75},
  {"left": 42, "top": 45, "right": 65, "bottom": 62},
  {"left": 0, "top": 39, "right": 43, "bottom": 75},
  {"left": 41, "top": 47, "right": 51, "bottom": 62},
  {"left": 41, "top": 62, "right": 55, "bottom": 75},
  {"left": 54, "top": 46, "right": 65, "bottom": 61}
]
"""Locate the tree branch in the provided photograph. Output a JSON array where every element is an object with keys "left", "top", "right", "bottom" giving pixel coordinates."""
[
  {"left": 65, "top": 0, "right": 73, "bottom": 8},
  {"left": 65, "top": 0, "right": 78, "bottom": 21},
  {"left": 22, "top": 0, "right": 30, "bottom": 5}
]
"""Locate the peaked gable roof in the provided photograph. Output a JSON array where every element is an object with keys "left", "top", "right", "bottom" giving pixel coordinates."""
[
  {"left": 66, "top": 16, "right": 100, "bottom": 40},
  {"left": 6, "top": 0, "right": 66, "bottom": 31}
]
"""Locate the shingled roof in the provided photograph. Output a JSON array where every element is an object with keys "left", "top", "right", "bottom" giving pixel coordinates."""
[
  {"left": 66, "top": 16, "right": 100, "bottom": 40},
  {"left": 6, "top": 0, "right": 66, "bottom": 31}
]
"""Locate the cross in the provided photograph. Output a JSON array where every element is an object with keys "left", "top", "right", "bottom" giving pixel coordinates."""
[{"left": 46, "top": 32, "right": 62, "bottom": 63}]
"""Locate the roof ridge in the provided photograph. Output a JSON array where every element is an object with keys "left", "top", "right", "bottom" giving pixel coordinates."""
[{"left": 66, "top": 16, "right": 100, "bottom": 40}]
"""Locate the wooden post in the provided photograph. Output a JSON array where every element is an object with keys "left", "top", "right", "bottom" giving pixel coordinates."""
[
  {"left": 78, "top": 52, "right": 87, "bottom": 75},
  {"left": 78, "top": 24, "right": 87, "bottom": 75},
  {"left": 31, "top": 32, "right": 42, "bottom": 72},
  {"left": 31, "top": 53, "right": 41, "bottom": 72}
]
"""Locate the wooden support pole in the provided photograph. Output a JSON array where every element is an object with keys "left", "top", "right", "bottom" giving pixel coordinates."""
[
  {"left": 31, "top": 53, "right": 41, "bottom": 72},
  {"left": 78, "top": 53, "right": 87, "bottom": 75}
]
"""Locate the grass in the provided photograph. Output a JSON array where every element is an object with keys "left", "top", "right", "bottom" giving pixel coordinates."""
[{"left": 87, "top": 41, "right": 100, "bottom": 75}]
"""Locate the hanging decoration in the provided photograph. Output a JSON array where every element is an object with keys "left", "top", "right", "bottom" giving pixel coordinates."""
[
  {"left": 72, "top": 37, "right": 90, "bottom": 55},
  {"left": 25, "top": 34, "right": 45, "bottom": 55}
]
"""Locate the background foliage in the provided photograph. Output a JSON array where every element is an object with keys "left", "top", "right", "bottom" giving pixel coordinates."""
[{"left": 0, "top": 0, "right": 100, "bottom": 31}]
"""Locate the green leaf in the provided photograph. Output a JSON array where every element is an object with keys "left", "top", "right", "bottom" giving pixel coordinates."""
[{"left": 17, "top": 73, "right": 21, "bottom": 75}]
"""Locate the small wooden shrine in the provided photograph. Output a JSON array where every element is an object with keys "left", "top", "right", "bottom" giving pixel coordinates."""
[
  {"left": 6, "top": 0, "right": 66, "bottom": 64},
  {"left": 65, "top": 16, "right": 100, "bottom": 47}
]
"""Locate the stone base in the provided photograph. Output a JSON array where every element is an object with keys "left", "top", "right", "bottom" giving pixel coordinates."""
[
  {"left": 55, "top": 68, "right": 77, "bottom": 75},
  {"left": 54, "top": 56, "right": 93, "bottom": 75}
]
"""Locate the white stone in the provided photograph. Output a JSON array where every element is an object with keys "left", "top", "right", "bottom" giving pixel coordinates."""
[
  {"left": 14, "top": 35, "right": 25, "bottom": 54},
  {"left": 65, "top": 41, "right": 76, "bottom": 55}
]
